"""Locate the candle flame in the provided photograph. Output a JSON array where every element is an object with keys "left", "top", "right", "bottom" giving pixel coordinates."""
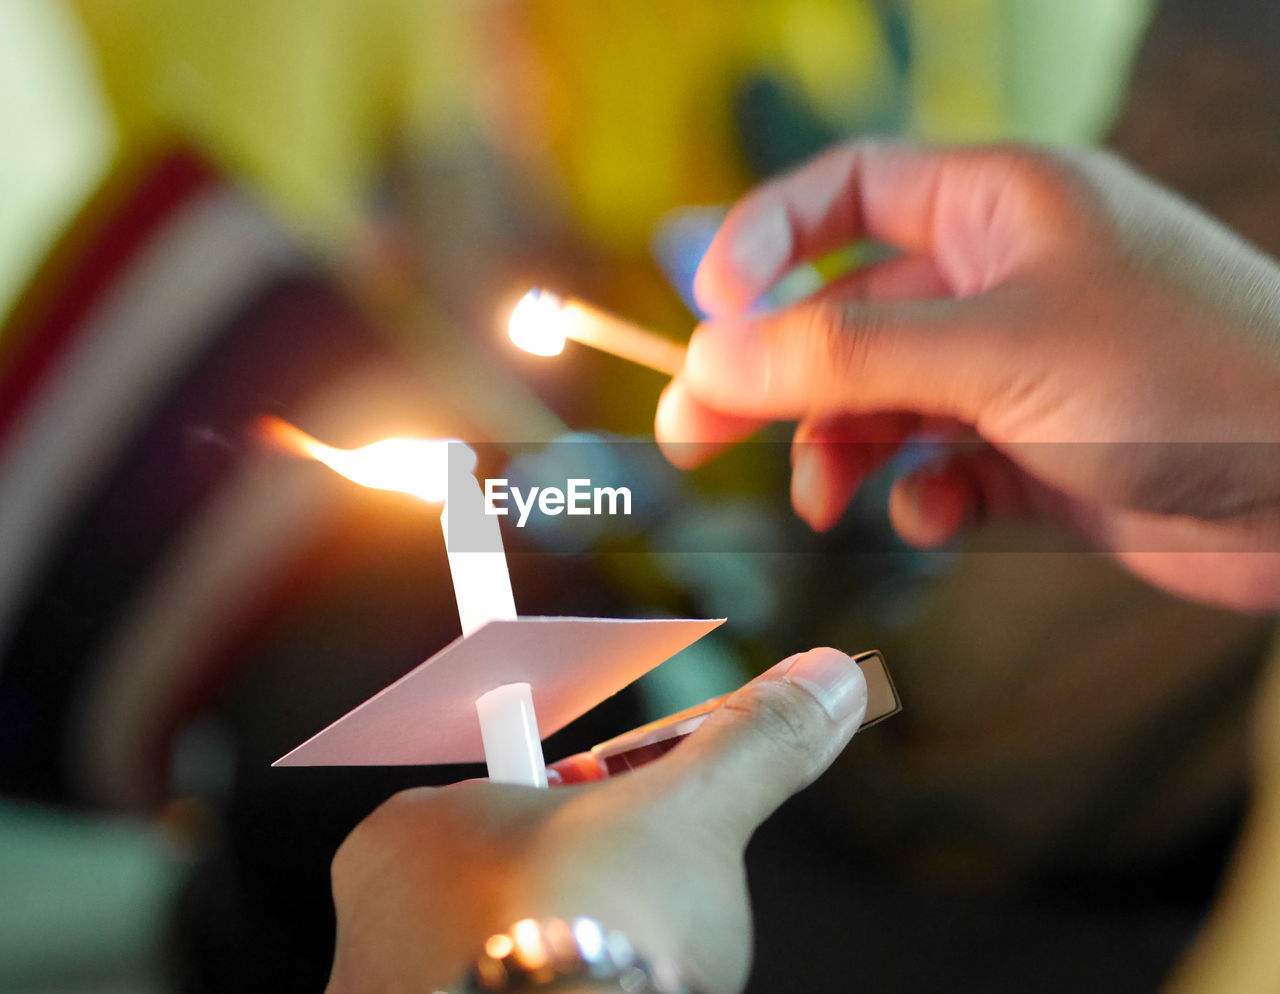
[
  {"left": 508, "top": 287, "right": 568, "bottom": 357},
  {"left": 258, "top": 415, "right": 475, "bottom": 503}
]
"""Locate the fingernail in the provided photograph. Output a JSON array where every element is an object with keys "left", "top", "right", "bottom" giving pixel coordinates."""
[
  {"left": 769, "top": 652, "right": 803, "bottom": 673},
  {"left": 780, "top": 648, "right": 868, "bottom": 726},
  {"left": 729, "top": 201, "right": 792, "bottom": 291},
  {"left": 546, "top": 768, "right": 563, "bottom": 784}
]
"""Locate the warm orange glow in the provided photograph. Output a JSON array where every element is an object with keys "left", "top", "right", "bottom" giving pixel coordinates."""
[
  {"left": 507, "top": 286, "right": 686, "bottom": 377},
  {"left": 484, "top": 933, "right": 515, "bottom": 960},
  {"left": 258, "top": 415, "right": 475, "bottom": 503},
  {"left": 507, "top": 287, "right": 568, "bottom": 357},
  {"left": 511, "top": 918, "right": 549, "bottom": 968}
]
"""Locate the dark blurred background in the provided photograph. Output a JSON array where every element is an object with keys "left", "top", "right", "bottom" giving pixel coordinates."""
[{"left": 2, "top": 1, "right": 1279, "bottom": 992}]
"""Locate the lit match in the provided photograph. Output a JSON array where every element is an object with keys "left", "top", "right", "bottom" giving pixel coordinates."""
[{"left": 508, "top": 287, "right": 687, "bottom": 378}]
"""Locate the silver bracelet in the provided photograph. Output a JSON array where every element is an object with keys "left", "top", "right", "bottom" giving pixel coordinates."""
[{"left": 447, "top": 917, "right": 698, "bottom": 993}]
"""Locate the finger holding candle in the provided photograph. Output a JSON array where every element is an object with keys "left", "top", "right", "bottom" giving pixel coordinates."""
[{"left": 508, "top": 287, "right": 687, "bottom": 378}]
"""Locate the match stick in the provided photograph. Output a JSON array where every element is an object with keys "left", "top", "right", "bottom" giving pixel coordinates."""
[{"left": 508, "top": 287, "right": 687, "bottom": 378}]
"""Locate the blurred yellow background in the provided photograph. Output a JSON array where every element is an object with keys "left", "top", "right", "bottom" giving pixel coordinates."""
[{"left": 2, "top": 0, "right": 1153, "bottom": 320}]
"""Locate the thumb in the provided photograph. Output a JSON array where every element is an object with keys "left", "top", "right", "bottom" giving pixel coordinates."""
[
  {"left": 683, "top": 294, "right": 1007, "bottom": 427},
  {"left": 649, "top": 647, "right": 868, "bottom": 844}
]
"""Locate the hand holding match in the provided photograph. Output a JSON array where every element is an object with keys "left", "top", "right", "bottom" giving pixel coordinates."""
[{"left": 507, "top": 287, "right": 687, "bottom": 378}]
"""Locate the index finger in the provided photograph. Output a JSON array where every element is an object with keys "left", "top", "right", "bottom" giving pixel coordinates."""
[{"left": 693, "top": 141, "right": 1042, "bottom": 318}]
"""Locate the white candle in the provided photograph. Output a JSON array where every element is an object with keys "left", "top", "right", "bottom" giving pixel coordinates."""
[
  {"left": 475, "top": 682, "right": 548, "bottom": 787},
  {"left": 440, "top": 460, "right": 517, "bottom": 637},
  {"left": 260, "top": 420, "right": 546, "bottom": 787},
  {"left": 439, "top": 444, "right": 546, "bottom": 786}
]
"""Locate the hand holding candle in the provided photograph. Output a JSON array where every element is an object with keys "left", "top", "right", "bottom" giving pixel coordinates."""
[
  {"left": 508, "top": 287, "right": 687, "bottom": 378},
  {"left": 327, "top": 647, "right": 873, "bottom": 994}
]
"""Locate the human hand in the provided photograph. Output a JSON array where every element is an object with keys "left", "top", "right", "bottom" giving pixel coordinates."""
[
  {"left": 655, "top": 142, "right": 1280, "bottom": 610},
  {"left": 326, "top": 647, "right": 868, "bottom": 994}
]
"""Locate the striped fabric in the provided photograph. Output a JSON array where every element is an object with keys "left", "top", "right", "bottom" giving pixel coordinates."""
[{"left": 0, "top": 150, "right": 437, "bottom": 809}]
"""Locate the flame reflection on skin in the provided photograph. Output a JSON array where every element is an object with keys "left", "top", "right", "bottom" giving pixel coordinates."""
[{"left": 257, "top": 415, "right": 475, "bottom": 503}]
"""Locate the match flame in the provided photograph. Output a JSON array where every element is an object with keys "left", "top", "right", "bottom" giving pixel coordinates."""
[
  {"left": 259, "top": 415, "right": 475, "bottom": 503},
  {"left": 508, "top": 287, "right": 567, "bottom": 357}
]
